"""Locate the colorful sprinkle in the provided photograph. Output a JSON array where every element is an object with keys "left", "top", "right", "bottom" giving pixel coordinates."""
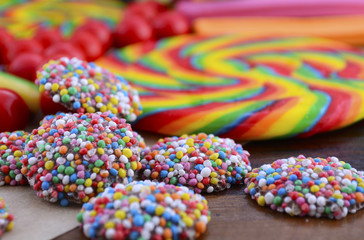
[
  {"left": 244, "top": 155, "right": 364, "bottom": 219},
  {"left": 140, "top": 133, "right": 251, "bottom": 193},
  {"left": 21, "top": 112, "right": 143, "bottom": 206},
  {"left": 36, "top": 57, "right": 142, "bottom": 122},
  {"left": 77, "top": 181, "right": 210, "bottom": 239},
  {"left": 0, "top": 198, "right": 14, "bottom": 237},
  {"left": 0, "top": 131, "right": 29, "bottom": 186}
]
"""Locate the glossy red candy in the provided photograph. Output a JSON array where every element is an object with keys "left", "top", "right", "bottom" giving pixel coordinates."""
[
  {"left": 0, "top": 88, "right": 30, "bottom": 131},
  {"left": 44, "top": 42, "right": 85, "bottom": 60},
  {"left": 7, "top": 53, "right": 43, "bottom": 82},
  {"left": 71, "top": 30, "right": 103, "bottom": 61},
  {"left": 0, "top": 28, "right": 14, "bottom": 64},
  {"left": 125, "top": 1, "right": 167, "bottom": 21},
  {"left": 114, "top": 15, "right": 154, "bottom": 47},
  {"left": 75, "top": 20, "right": 112, "bottom": 51},
  {"left": 34, "top": 27, "right": 63, "bottom": 48},
  {"left": 7, "top": 39, "right": 43, "bottom": 61},
  {"left": 40, "top": 92, "right": 71, "bottom": 116},
  {"left": 153, "top": 11, "right": 190, "bottom": 39}
]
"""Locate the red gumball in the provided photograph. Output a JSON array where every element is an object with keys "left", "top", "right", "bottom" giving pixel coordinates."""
[
  {"left": 33, "top": 27, "right": 63, "bottom": 48},
  {"left": 40, "top": 92, "right": 71, "bottom": 115},
  {"left": 0, "top": 28, "right": 14, "bottom": 64},
  {"left": 75, "top": 20, "right": 113, "bottom": 51},
  {"left": 0, "top": 88, "right": 30, "bottom": 131},
  {"left": 114, "top": 16, "right": 154, "bottom": 47},
  {"left": 153, "top": 11, "right": 190, "bottom": 39},
  {"left": 44, "top": 42, "right": 85, "bottom": 60},
  {"left": 7, "top": 53, "right": 43, "bottom": 82},
  {"left": 125, "top": 1, "right": 167, "bottom": 21},
  {"left": 7, "top": 39, "right": 43, "bottom": 61},
  {"left": 71, "top": 30, "right": 103, "bottom": 61}
]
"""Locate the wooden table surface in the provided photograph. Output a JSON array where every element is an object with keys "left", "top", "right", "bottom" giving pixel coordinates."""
[{"left": 54, "top": 120, "right": 364, "bottom": 240}]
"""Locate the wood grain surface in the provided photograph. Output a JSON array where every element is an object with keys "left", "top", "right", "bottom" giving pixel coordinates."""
[{"left": 53, "top": 120, "right": 364, "bottom": 240}]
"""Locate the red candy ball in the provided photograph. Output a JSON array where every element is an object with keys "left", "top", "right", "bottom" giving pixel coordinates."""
[
  {"left": 125, "top": 1, "right": 167, "bottom": 21},
  {"left": 44, "top": 42, "right": 85, "bottom": 60},
  {"left": 0, "top": 28, "right": 14, "bottom": 64},
  {"left": 71, "top": 30, "right": 103, "bottom": 61},
  {"left": 153, "top": 11, "right": 190, "bottom": 39},
  {"left": 34, "top": 27, "right": 63, "bottom": 48},
  {"left": 75, "top": 20, "right": 113, "bottom": 51},
  {"left": 7, "top": 39, "right": 43, "bottom": 61},
  {"left": 114, "top": 16, "right": 154, "bottom": 47},
  {"left": 0, "top": 88, "right": 30, "bottom": 131},
  {"left": 7, "top": 52, "right": 43, "bottom": 82}
]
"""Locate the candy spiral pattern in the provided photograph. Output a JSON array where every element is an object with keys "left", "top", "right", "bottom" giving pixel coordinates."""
[{"left": 97, "top": 35, "right": 364, "bottom": 140}]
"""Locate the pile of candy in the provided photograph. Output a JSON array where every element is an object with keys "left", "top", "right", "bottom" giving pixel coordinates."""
[
  {"left": 36, "top": 57, "right": 142, "bottom": 121},
  {"left": 0, "top": 131, "right": 29, "bottom": 186},
  {"left": 140, "top": 133, "right": 251, "bottom": 193},
  {"left": 0, "top": 198, "right": 13, "bottom": 237},
  {"left": 77, "top": 181, "right": 210, "bottom": 239},
  {"left": 245, "top": 155, "right": 364, "bottom": 219},
  {"left": 21, "top": 112, "right": 143, "bottom": 206}
]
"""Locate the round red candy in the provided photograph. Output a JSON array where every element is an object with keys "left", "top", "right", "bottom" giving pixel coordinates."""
[
  {"left": 0, "top": 88, "right": 30, "bottom": 131},
  {"left": 75, "top": 20, "right": 112, "bottom": 51},
  {"left": 7, "top": 39, "right": 43, "bottom": 61},
  {"left": 33, "top": 28, "right": 63, "bottom": 48},
  {"left": 7, "top": 52, "right": 43, "bottom": 82},
  {"left": 114, "top": 16, "right": 154, "bottom": 47},
  {"left": 153, "top": 11, "right": 190, "bottom": 39},
  {"left": 124, "top": 1, "right": 167, "bottom": 21},
  {"left": 44, "top": 42, "right": 85, "bottom": 60},
  {"left": 71, "top": 30, "right": 103, "bottom": 61},
  {"left": 0, "top": 29, "right": 14, "bottom": 64}
]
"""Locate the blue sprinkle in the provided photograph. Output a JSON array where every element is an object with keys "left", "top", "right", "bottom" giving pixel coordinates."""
[
  {"left": 266, "top": 168, "right": 275, "bottom": 174},
  {"left": 73, "top": 102, "right": 81, "bottom": 109},
  {"left": 130, "top": 231, "right": 139, "bottom": 240},
  {"left": 133, "top": 215, "right": 144, "bottom": 227},
  {"left": 267, "top": 178, "right": 275, "bottom": 185},
  {"left": 314, "top": 180, "right": 321, "bottom": 185},
  {"left": 357, "top": 186, "right": 364, "bottom": 193},
  {"left": 105, "top": 202, "right": 114, "bottom": 209},
  {"left": 160, "top": 170, "right": 168, "bottom": 178},
  {"left": 273, "top": 174, "right": 281, "bottom": 180},
  {"left": 110, "top": 168, "right": 118, "bottom": 176},
  {"left": 249, "top": 188, "right": 256, "bottom": 195},
  {"left": 289, "top": 174, "right": 297, "bottom": 181},
  {"left": 218, "top": 151, "right": 226, "bottom": 159},
  {"left": 277, "top": 188, "right": 286, "bottom": 196},
  {"left": 42, "top": 181, "right": 50, "bottom": 190},
  {"left": 145, "top": 205, "right": 155, "bottom": 215},
  {"left": 146, "top": 194, "right": 156, "bottom": 202},
  {"left": 60, "top": 198, "right": 69, "bottom": 207},
  {"left": 302, "top": 176, "right": 311, "bottom": 184},
  {"left": 70, "top": 173, "right": 77, "bottom": 183},
  {"left": 171, "top": 214, "right": 180, "bottom": 224},
  {"left": 235, "top": 167, "right": 242, "bottom": 173}
]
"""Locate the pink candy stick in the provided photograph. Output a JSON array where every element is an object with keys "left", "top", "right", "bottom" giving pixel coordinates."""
[{"left": 176, "top": 0, "right": 364, "bottom": 20}]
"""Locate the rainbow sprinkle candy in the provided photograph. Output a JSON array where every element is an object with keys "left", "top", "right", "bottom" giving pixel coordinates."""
[
  {"left": 245, "top": 155, "right": 364, "bottom": 219},
  {"left": 21, "top": 112, "right": 143, "bottom": 206},
  {"left": 140, "top": 133, "right": 251, "bottom": 193},
  {"left": 36, "top": 57, "right": 142, "bottom": 122},
  {"left": 0, "top": 131, "right": 29, "bottom": 186},
  {"left": 77, "top": 181, "right": 210, "bottom": 239}
]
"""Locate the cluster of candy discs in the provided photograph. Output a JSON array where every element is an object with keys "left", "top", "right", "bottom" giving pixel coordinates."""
[
  {"left": 36, "top": 57, "right": 142, "bottom": 121},
  {"left": 245, "top": 155, "right": 364, "bottom": 219},
  {"left": 0, "top": 198, "right": 13, "bottom": 237},
  {"left": 77, "top": 181, "right": 210, "bottom": 240},
  {"left": 0, "top": 131, "right": 29, "bottom": 186},
  {"left": 140, "top": 133, "right": 251, "bottom": 193},
  {"left": 21, "top": 112, "right": 143, "bottom": 206}
]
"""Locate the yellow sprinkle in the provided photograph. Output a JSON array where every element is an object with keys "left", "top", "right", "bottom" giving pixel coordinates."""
[
  {"left": 194, "top": 209, "right": 201, "bottom": 219},
  {"left": 123, "top": 136, "right": 130, "bottom": 143},
  {"left": 257, "top": 196, "right": 265, "bottom": 206},
  {"left": 129, "top": 196, "right": 139, "bottom": 203},
  {"left": 97, "top": 148, "right": 104, "bottom": 155},
  {"left": 333, "top": 193, "right": 343, "bottom": 199},
  {"left": 95, "top": 96, "right": 102, "bottom": 103},
  {"left": 187, "top": 147, "right": 195, "bottom": 154},
  {"left": 93, "top": 167, "right": 100, "bottom": 173},
  {"left": 51, "top": 84, "right": 59, "bottom": 92},
  {"left": 44, "top": 161, "right": 54, "bottom": 170},
  {"left": 87, "top": 106, "right": 96, "bottom": 113},
  {"left": 60, "top": 89, "right": 68, "bottom": 96},
  {"left": 176, "top": 151, "right": 184, "bottom": 159},
  {"left": 310, "top": 185, "right": 320, "bottom": 193},
  {"left": 183, "top": 216, "right": 193, "bottom": 227},
  {"left": 115, "top": 210, "right": 126, "bottom": 219},
  {"left": 209, "top": 153, "right": 218, "bottom": 160},
  {"left": 215, "top": 159, "right": 222, "bottom": 166},
  {"left": 14, "top": 150, "right": 22, "bottom": 157},
  {"left": 210, "top": 172, "right": 218, "bottom": 178},
  {"left": 122, "top": 148, "right": 132, "bottom": 158},
  {"left": 118, "top": 169, "right": 126, "bottom": 178},
  {"left": 110, "top": 97, "right": 118, "bottom": 105},
  {"left": 181, "top": 193, "right": 190, "bottom": 201},
  {"left": 203, "top": 142, "right": 211, "bottom": 149},
  {"left": 85, "top": 179, "right": 92, "bottom": 187},
  {"left": 131, "top": 161, "right": 137, "bottom": 170},
  {"left": 210, "top": 178, "right": 218, "bottom": 185},
  {"left": 104, "top": 221, "right": 115, "bottom": 229},
  {"left": 155, "top": 206, "right": 164, "bottom": 216}
]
